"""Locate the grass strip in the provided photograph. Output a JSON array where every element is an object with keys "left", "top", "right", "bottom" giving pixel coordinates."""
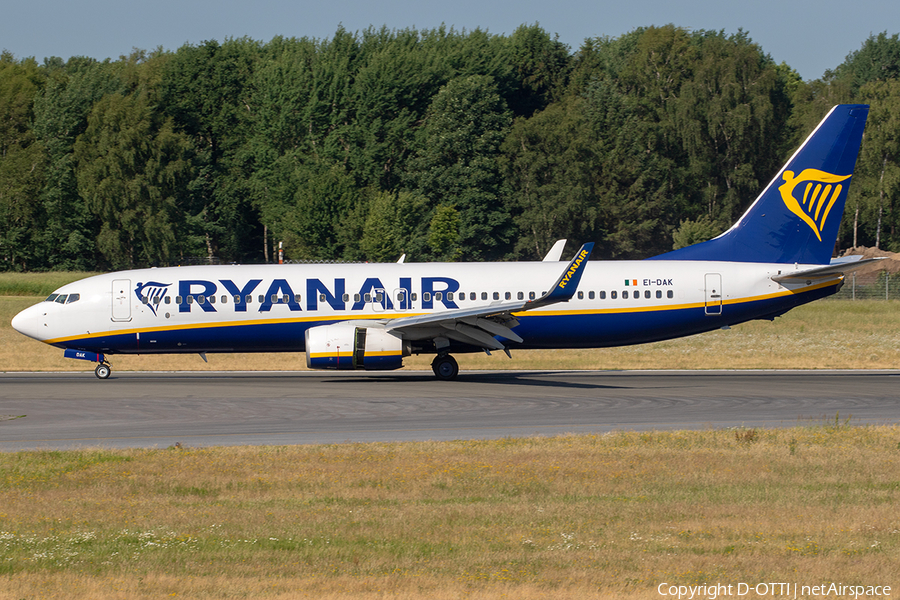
[{"left": 0, "top": 427, "right": 898, "bottom": 598}]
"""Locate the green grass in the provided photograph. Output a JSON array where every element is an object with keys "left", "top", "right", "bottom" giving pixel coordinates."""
[
  {"left": 0, "top": 271, "right": 99, "bottom": 297},
  {"left": 0, "top": 427, "right": 898, "bottom": 598}
]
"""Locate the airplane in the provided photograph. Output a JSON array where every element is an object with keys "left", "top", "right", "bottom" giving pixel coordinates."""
[{"left": 11, "top": 104, "right": 874, "bottom": 380}]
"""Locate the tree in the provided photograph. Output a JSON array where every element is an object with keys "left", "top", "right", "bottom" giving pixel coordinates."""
[
  {"left": 0, "top": 53, "right": 46, "bottom": 270},
  {"left": 829, "top": 32, "right": 900, "bottom": 93},
  {"left": 275, "top": 162, "right": 358, "bottom": 261},
  {"left": 160, "top": 38, "right": 263, "bottom": 262},
  {"left": 406, "top": 75, "right": 513, "bottom": 260},
  {"left": 30, "top": 56, "right": 124, "bottom": 270},
  {"left": 74, "top": 89, "right": 196, "bottom": 269},
  {"left": 360, "top": 189, "right": 429, "bottom": 262},
  {"left": 850, "top": 80, "right": 900, "bottom": 249},
  {"left": 501, "top": 97, "right": 599, "bottom": 259}
]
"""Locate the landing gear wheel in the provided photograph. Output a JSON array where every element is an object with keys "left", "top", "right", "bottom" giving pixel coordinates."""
[
  {"left": 431, "top": 354, "right": 459, "bottom": 381},
  {"left": 95, "top": 364, "right": 111, "bottom": 379}
]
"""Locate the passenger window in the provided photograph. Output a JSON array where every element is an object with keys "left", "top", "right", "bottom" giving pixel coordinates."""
[
  {"left": 470, "top": 292, "right": 476, "bottom": 301},
  {"left": 354, "top": 294, "right": 361, "bottom": 302},
  {"left": 165, "top": 297, "right": 172, "bottom": 304},
  {"left": 187, "top": 296, "right": 194, "bottom": 304},
  {"left": 281, "top": 294, "right": 288, "bottom": 303},
  {"left": 517, "top": 291, "right": 524, "bottom": 300},
  {"left": 209, "top": 295, "right": 216, "bottom": 304},
  {"left": 599, "top": 291, "right": 606, "bottom": 300},
  {"left": 364, "top": 293, "right": 372, "bottom": 302},
  {"left": 644, "top": 290, "right": 650, "bottom": 299},
  {"left": 411, "top": 293, "right": 418, "bottom": 301},
  {"left": 623, "top": 291, "right": 629, "bottom": 299},
  {"left": 198, "top": 295, "right": 206, "bottom": 304},
  {"left": 376, "top": 292, "right": 384, "bottom": 302},
  {"left": 245, "top": 296, "right": 252, "bottom": 304},
  {"left": 505, "top": 291, "right": 511, "bottom": 300},
  {"left": 493, "top": 292, "right": 500, "bottom": 300},
  {"left": 342, "top": 293, "right": 350, "bottom": 302},
  {"left": 667, "top": 290, "right": 674, "bottom": 299},
  {"left": 221, "top": 295, "right": 228, "bottom": 304},
  {"left": 577, "top": 291, "right": 584, "bottom": 299},
  {"left": 656, "top": 290, "right": 662, "bottom": 299},
  {"left": 423, "top": 292, "right": 431, "bottom": 302},
  {"left": 434, "top": 292, "right": 442, "bottom": 301},
  {"left": 482, "top": 292, "right": 488, "bottom": 301},
  {"left": 258, "top": 295, "right": 264, "bottom": 303},
  {"left": 176, "top": 296, "right": 183, "bottom": 304},
  {"left": 271, "top": 294, "right": 277, "bottom": 303},
  {"left": 398, "top": 292, "right": 405, "bottom": 303},
  {"left": 447, "top": 292, "right": 454, "bottom": 301},
  {"left": 141, "top": 296, "right": 149, "bottom": 305},
  {"left": 295, "top": 294, "right": 302, "bottom": 303},
  {"left": 610, "top": 291, "right": 617, "bottom": 299},
  {"left": 529, "top": 292, "right": 535, "bottom": 300},
  {"left": 588, "top": 291, "right": 595, "bottom": 300},
  {"left": 319, "top": 294, "right": 326, "bottom": 302},
  {"left": 234, "top": 295, "right": 241, "bottom": 303}
]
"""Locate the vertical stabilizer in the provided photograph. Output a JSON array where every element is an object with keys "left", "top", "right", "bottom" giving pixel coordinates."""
[{"left": 651, "top": 104, "right": 869, "bottom": 265}]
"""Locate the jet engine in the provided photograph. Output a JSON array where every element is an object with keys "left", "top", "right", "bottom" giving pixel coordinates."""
[{"left": 305, "top": 323, "right": 408, "bottom": 371}]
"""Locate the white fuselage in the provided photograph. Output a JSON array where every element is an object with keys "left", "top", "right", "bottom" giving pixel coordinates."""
[{"left": 12, "top": 259, "right": 839, "bottom": 356}]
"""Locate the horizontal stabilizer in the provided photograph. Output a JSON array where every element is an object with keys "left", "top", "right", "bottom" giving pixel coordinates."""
[{"left": 771, "top": 257, "right": 885, "bottom": 283}]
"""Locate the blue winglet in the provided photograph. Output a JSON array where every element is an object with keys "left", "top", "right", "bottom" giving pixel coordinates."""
[{"left": 527, "top": 242, "right": 594, "bottom": 309}]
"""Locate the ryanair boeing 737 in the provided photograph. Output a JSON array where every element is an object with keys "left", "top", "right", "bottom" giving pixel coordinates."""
[{"left": 11, "top": 105, "right": 873, "bottom": 380}]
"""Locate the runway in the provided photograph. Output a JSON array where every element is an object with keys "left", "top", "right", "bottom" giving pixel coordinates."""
[{"left": 1, "top": 370, "right": 899, "bottom": 451}]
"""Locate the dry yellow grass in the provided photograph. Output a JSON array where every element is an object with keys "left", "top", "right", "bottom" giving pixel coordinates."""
[
  {"left": 1, "top": 428, "right": 898, "bottom": 599},
  {"left": 3, "top": 296, "right": 900, "bottom": 372}
]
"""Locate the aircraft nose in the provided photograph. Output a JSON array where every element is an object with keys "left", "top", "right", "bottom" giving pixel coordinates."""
[{"left": 11, "top": 304, "right": 43, "bottom": 341}]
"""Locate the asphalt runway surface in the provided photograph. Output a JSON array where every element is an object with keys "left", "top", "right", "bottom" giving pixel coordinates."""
[{"left": 1, "top": 370, "right": 899, "bottom": 451}]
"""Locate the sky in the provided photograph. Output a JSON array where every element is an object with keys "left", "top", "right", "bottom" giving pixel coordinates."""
[{"left": 2, "top": 0, "right": 897, "bottom": 81}]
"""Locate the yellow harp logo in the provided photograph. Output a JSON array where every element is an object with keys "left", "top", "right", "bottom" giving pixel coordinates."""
[{"left": 778, "top": 169, "right": 851, "bottom": 241}]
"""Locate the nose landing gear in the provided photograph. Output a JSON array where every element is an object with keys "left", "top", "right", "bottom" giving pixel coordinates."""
[{"left": 95, "top": 362, "right": 111, "bottom": 379}]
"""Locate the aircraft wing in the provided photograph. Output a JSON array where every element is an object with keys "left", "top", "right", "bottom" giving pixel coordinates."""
[
  {"left": 384, "top": 243, "right": 594, "bottom": 351},
  {"left": 771, "top": 257, "right": 885, "bottom": 283}
]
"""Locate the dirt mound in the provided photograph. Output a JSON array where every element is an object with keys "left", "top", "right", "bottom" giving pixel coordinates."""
[{"left": 839, "top": 246, "right": 900, "bottom": 283}]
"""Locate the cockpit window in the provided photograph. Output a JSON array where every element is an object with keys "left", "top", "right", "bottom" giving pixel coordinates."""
[
  {"left": 67, "top": 294, "right": 80, "bottom": 303},
  {"left": 45, "top": 294, "right": 59, "bottom": 302},
  {"left": 54, "top": 295, "right": 68, "bottom": 304}
]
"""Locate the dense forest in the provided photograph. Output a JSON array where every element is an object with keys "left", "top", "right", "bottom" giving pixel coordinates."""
[{"left": 1, "top": 25, "right": 899, "bottom": 271}]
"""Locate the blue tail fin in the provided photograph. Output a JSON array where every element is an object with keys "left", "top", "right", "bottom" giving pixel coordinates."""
[{"left": 650, "top": 104, "right": 869, "bottom": 265}]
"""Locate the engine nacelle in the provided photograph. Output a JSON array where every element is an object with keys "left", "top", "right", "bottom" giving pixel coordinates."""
[{"left": 305, "top": 323, "right": 407, "bottom": 371}]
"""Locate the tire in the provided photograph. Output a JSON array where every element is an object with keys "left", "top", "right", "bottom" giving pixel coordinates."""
[
  {"left": 95, "top": 364, "right": 111, "bottom": 379},
  {"left": 431, "top": 355, "right": 459, "bottom": 381}
]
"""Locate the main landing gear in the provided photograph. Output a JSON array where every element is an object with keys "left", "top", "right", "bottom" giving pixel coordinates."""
[
  {"left": 95, "top": 362, "right": 111, "bottom": 379},
  {"left": 431, "top": 354, "right": 459, "bottom": 381}
]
